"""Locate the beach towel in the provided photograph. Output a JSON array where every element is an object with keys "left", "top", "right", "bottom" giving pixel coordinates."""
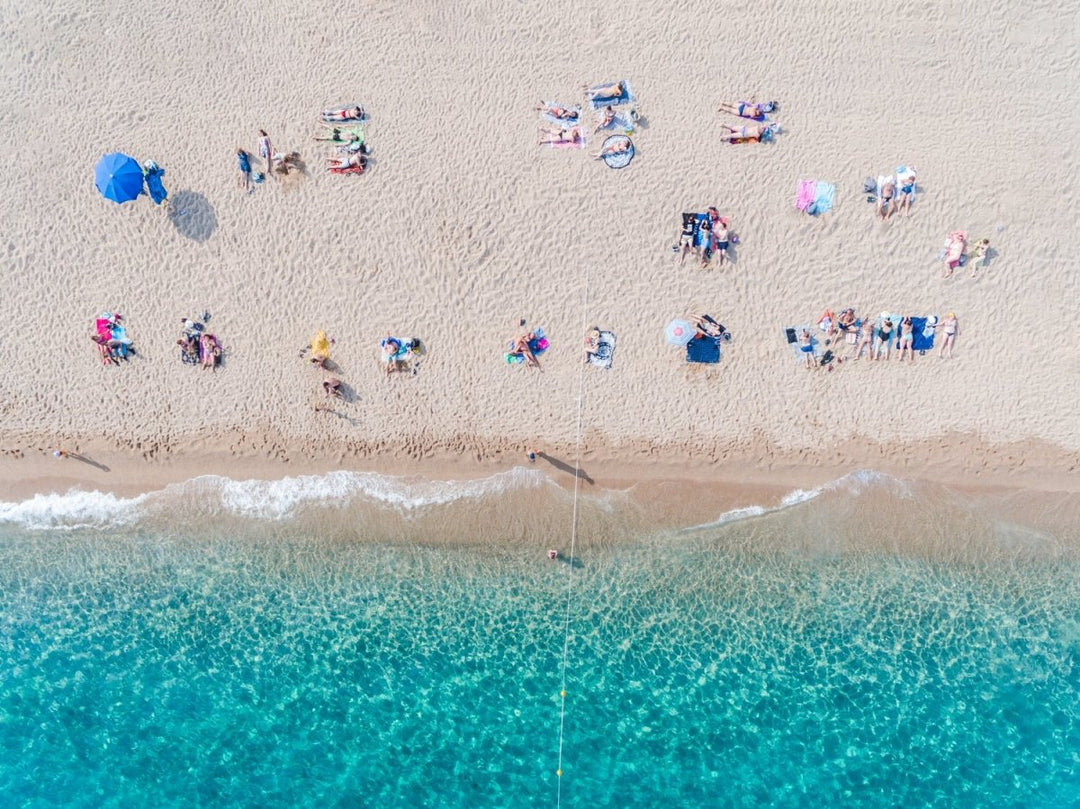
[
  {"left": 896, "top": 165, "right": 917, "bottom": 198},
  {"left": 540, "top": 103, "right": 582, "bottom": 130},
  {"left": 911, "top": 316, "right": 937, "bottom": 352},
  {"left": 693, "top": 213, "right": 711, "bottom": 249},
  {"left": 686, "top": 335, "right": 721, "bottom": 364},
  {"left": 587, "top": 80, "right": 633, "bottom": 109},
  {"left": 329, "top": 165, "right": 365, "bottom": 176},
  {"left": 143, "top": 163, "right": 167, "bottom": 206},
  {"left": 784, "top": 323, "right": 821, "bottom": 363},
  {"left": 809, "top": 182, "right": 835, "bottom": 215},
  {"left": 795, "top": 180, "right": 817, "bottom": 212},
  {"left": 544, "top": 126, "right": 586, "bottom": 150},
  {"left": 600, "top": 135, "right": 634, "bottom": 169},
  {"left": 506, "top": 328, "right": 549, "bottom": 364},
  {"left": 586, "top": 331, "right": 617, "bottom": 369}
]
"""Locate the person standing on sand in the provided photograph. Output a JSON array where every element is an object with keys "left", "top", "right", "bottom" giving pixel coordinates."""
[
  {"left": 939, "top": 313, "right": 958, "bottom": 358},
  {"left": 257, "top": 130, "right": 273, "bottom": 177}
]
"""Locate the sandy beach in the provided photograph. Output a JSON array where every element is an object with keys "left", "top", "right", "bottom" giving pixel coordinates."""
[{"left": 2, "top": 0, "right": 1078, "bottom": 498}]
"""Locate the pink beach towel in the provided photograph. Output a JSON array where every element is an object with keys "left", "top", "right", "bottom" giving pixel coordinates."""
[{"left": 795, "top": 180, "right": 816, "bottom": 212}]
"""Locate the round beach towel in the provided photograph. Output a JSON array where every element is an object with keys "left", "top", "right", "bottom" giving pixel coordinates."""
[{"left": 600, "top": 135, "right": 634, "bottom": 170}]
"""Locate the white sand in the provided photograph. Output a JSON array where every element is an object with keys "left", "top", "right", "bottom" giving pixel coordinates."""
[{"left": 1, "top": 0, "right": 1078, "bottom": 490}]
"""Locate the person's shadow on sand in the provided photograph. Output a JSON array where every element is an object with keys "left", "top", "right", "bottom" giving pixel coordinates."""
[
  {"left": 169, "top": 191, "right": 217, "bottom": 242},
  {"left": 535, "top": 452, "right": 594, "bottom": 485}
]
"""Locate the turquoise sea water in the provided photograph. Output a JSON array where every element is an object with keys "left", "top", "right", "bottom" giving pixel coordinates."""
[{"left": 1, "top": 472, "right": 1079, "bottom": 808}]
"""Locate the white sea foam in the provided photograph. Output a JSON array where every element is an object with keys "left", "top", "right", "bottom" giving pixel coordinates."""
[
  {"left": 0, "top": 467, "right": 549, "bottom": 530},
  {"left": 683, "top": 469, "right": 909, "bottom": 532},
  {"left": 0, "top": 489, "right": 150, "bottom": 531}
]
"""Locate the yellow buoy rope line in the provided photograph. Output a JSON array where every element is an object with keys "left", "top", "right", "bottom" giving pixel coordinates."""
[{"left": 555, "top": 264, "right": 590, "bottom": 807}]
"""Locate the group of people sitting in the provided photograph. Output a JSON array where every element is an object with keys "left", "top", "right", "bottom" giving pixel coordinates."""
[
  {"left": 90, "top": 312, "right": 135, "bottom": 365},
  {"left": 716, "top": 98, "right": 781, "bottom": 144},
  {"left": 675, "top": 207, "right": 734, "bottom": 267},
  {"left": 941, "top": 231, "right": 991, "bottom": 278},
  {"left": 317, "top": 105, "right": 370, "bottom": 174},
  {"left": 177, "top": 317, "right": 221, "bottom": 370}
]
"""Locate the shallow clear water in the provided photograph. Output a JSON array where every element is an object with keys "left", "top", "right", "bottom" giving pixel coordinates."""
[{"left": 1, "top": 473, "right": 1079, "bottom": 808}]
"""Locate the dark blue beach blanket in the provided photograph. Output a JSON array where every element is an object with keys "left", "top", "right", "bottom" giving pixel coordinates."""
[{"left": 686, "top": 335, "right": 721, "bottom": 364}]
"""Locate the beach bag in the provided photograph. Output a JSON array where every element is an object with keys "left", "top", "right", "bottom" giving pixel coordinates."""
[{"left": 863, "top": 177, "right": 876, "bottom": 194}]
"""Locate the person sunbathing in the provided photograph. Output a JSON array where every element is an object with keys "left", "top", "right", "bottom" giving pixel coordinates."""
[
  {"left": 513, "top": 332, "right": 541, "bottom": 369},
  {"left": 199, "top": 333, "right": 220, "bottom": 370},
  {"left": 836, "top": 308, "right": 857, "bottom": 340},
  {"left": 177, "top": 336, "right": 199, "bottom": 363},
  {"left": 327, "top": 152, "right": 367, "bottom": 171},
  {"left": 897, "top": 317, "right": 915, "bottom": 362},
  {"left": 314, "top": 122, "right": 363, "bottom": 142},
  {"left": 942, "top": 232, "right": 967, "bottom": 278},
  {"left": 877, "top": 180, "right": 896, "bottom": 219},
  {"left": 896, "top": 176, "right": 915, "bottom": 215},
  {"left": 873, "top": 318, "right": 894, "bottom": 361},
  {"left": 535, "top": 103, "right": 578, "bottom": 121},
  {"left": 591, "top": 138, "right": 632, "bottom": 161},
  {"left": 538, "top": 126, "right": 583, "bottom": 146},
  {"left": 674, "top": 213, "right": 696, "bottom": 265},
  {"left": 851, "top": 319, "right": 874, "bottom": 359},
  {"left": 93, "top": 333, "right": 116, "bottom": 365},
  {"left": 690, "top": 313, "right": 727, "bottom": 339},
  {"left": 799, "top": 330, "right": 815, "bottom": 369},
  {"left": 716, "top": 100, "right": 774, "bottom": 120},
  {"left": 969, "top": 238, "right": 990, "bottom": 276},
  {"left": 710, "top": 219, "right": 730, "bottom": 267},
  {"left": 594, "top": 106, "right": 616, "bottom": 133},
  {"left": 939, "top": 312, "right": 958, "bottom": 358},
  {"left": 584, "top": 327, "right": 601, "bottom": 361},
  {"left": 323, "top": 105, "right": 364, "bottom": 122},
  {"left": 584, "top": 81, "right": 625, "bottom": 101},
  {"left": 721, "top": 122, "right": 777, "bottom": 144},
  {"left": 382, "top": 336, "right": 405, "bottom": 376}
]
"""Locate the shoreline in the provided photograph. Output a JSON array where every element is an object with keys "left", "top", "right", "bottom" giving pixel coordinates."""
[{"left": 3, "top": 428, "right": 1078, "bottom": 502}]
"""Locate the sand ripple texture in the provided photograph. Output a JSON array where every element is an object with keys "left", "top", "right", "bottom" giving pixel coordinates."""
[{"left": 1, "top": 0, "right": 1078, "bottom": 462}]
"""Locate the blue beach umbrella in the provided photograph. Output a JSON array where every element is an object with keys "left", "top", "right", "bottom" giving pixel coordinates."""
[{"left": 94, "top": 153, "right": 144, "bottom": 204}]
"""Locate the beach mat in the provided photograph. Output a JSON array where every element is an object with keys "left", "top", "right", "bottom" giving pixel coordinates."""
[
  {"left": 912, "top": 316, "right": 937, "bottom": 351},
  {"left": 587, "top": 80, "right": 633, "bottom": 109},
  {"left": 686, "top": 335, "right": 721, "bottom": 364},
  {"left": 586, "top": 331, "right": 616, "bottom": 369},
  {"left": 601, "top": 135, "right": 634, "bottom": 169}
]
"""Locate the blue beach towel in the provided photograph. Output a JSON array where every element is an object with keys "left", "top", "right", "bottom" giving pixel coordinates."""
[
  {"left": 686, "top": 335, "right": 721, "bottom": 364},
  {"left": 587, "top": 80, "right": 633, "bottom": 109},
  {"left": 808, "top": 182, "right": 835, "bottom": 215}
]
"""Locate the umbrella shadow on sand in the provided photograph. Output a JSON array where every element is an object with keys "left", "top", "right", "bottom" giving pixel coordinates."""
[{"left": 169, "top": 190, "right": 217, "bottom": 242}]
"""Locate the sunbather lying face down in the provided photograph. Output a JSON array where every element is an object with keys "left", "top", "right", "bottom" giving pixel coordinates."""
[
  {"left": 716, "top": 101, "right": 772, "bottom": 120},
  {"left": 585, "top": 82, "right": 625, "bottom": 100}
]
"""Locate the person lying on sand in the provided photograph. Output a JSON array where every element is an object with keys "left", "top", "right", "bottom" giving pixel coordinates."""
[
  {"left": 538, "top": 126, "right": 583, "bottom": 146},
  {"left": 969, "top": 238, "right": 990, "bottom": 276},
  {"left": 721, "top": 122, "right": 778, "bottom": 144},
  {"left": 799, "top": 329, "right": 815, "bottom": 369},
  {"left": 535, "top": 103, "right": 578, "bottom": 121},
  {"left": 716, "top": 100, "right": 775, "bottom": 120},
  {"left": 851, "top": 319, "right": 874, "bottom": 360},
  {"left": 327, "top": 152, "right": 366, "bottom": 171},
  {"left": 939, "top": 312, "right": 958, "bottom": 358},
  {"left": 513, "top": 332, "right": 541, "bottom": 369},
  {"left": 896, "top": 176, "right": 916, "bottom": 216},
  {"left": 381, "top": 336, "right": 405, "bottom": 376},
  {"left": 584, "top": 326, "right": 601, "bottom": 361},
  {"left": 877, "top": 179, "right": 896, "bottom": 220},
  {"left": 897, "top": 317, "right": 915, "bottom": 362},
  {"left": 591, "top": 138, "right": 632, "bottom": 160},
  {"left": 313, "top": 123, "right": 363, "bottom": 144},
  {"left": 199, "top": 333, "right": 220, "bottom": 370},
  {"left": 584, "top": 81, "right": 625, "bottom": 100},
  {"left": 689, "top": 313, "right": 726, "bottom": 339},
  {"left": 323, "top": 105, "right": 364, "bottom": 122},
  {"left": 675, "top": 213, "right": 696, "bottom": 265},
  {"left": 177, "top": 335, "right": 198, "bottom": 363}
]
